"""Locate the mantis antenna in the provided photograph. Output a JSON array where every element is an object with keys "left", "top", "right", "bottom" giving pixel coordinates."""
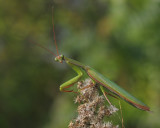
[
  {"left": 31, "top": 7, "right": 60, "bottom": 57},
  {"left": 52, "top": 7, "right": 59, "bottom": 56},
  {"left": 31, "top": 41, "right": 57, "bottom": 57}
]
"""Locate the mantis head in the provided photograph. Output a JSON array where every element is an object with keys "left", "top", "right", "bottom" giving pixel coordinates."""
[{"left": 55, "top": 55, "right": 64, "bottom": 63}]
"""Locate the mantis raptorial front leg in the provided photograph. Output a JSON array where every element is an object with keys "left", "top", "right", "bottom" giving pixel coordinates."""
[{"left": 59, "top": 62, "right": 83, "bottom": 93}]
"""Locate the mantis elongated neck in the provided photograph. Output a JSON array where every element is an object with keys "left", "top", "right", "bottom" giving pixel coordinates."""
[{"left": 63, "top": 56, "right": 87, "bottom": 69}]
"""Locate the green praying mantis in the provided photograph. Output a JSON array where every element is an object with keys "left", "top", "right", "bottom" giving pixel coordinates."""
[
  {"left": 32, "top": 12, "right": 150, "bottom": 112},
  {"left": 33, "top": 37, "right": 150, "bottom": 112},
  {"left": 56, "top": 54, "right": 150, "bottom": 111}
]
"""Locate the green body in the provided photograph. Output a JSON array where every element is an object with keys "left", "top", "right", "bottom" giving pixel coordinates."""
[{"left": 55, "top": 55, "right": 150, "bottom": 111}]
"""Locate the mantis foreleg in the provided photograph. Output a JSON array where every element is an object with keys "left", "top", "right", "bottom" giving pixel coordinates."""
[{"left": 59, "top": 62, "right": 83, "bottom": 92}]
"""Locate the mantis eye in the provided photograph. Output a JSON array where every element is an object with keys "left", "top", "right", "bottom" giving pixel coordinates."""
[{"left": 55, "top": 57, "right": 58, "bottom": 61}]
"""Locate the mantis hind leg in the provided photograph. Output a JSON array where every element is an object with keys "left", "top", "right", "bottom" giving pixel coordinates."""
[
  {"left": 118, "top": 100, "right": 124, "bottom": 128},
  {"left": 101, "top": 87, "right": 124, "bottom": 128}
]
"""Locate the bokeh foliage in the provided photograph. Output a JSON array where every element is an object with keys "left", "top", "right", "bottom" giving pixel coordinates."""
[{"left": 0, "top": 0, "right": 160, "bottom": 128}]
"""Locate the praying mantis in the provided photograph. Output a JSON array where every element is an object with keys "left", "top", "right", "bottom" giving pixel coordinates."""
[
  {"left": 32, "top": 10, "right": 150, "bottom": 112},
  {"left": 54, "top": 55, "right": 150, "bottom": 111},
  {"left": 33, "top": 35, "right": 150, "bottom": 112}
]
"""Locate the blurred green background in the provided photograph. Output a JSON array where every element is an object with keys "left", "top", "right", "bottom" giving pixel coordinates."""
[{"left": 0, "top": 0, "right": 160, "bottom": 128}]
